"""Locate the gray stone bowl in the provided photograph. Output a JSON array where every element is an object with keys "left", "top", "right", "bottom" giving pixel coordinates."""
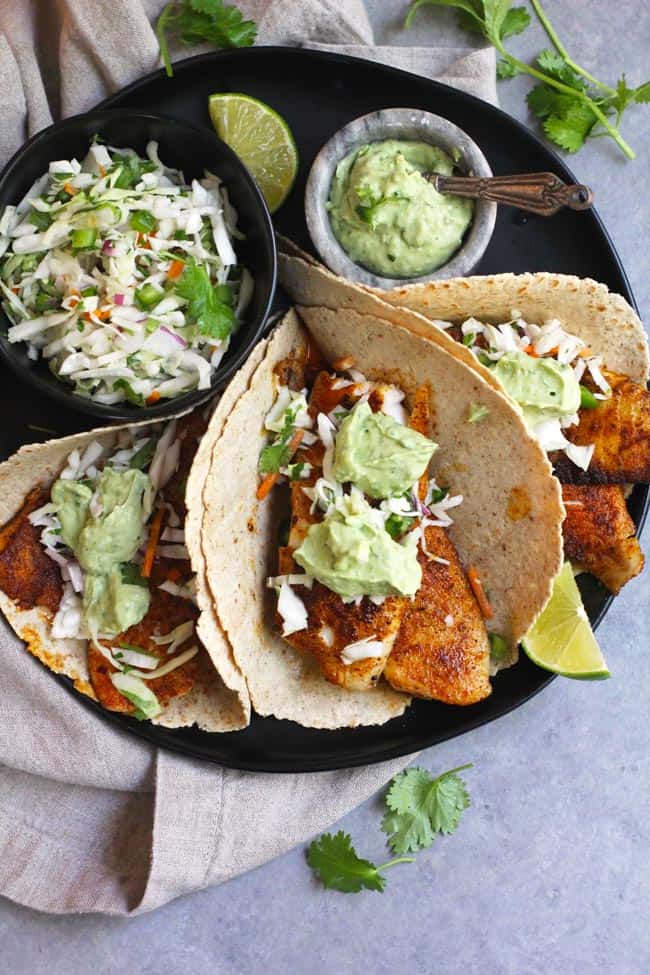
[{"left": 305, "top": 108, "right": 497, "bottom": 288}]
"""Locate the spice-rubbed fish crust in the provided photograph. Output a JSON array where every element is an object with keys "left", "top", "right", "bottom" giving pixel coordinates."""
[
  {"left": 557, "top": 372, "right": 650, "bottom": 484},
  {"left": 384, "top": 526, "right": 491, "bottom": 706},
  {"left": 90, "top": 588, "right": 200, "bottom": 713},
  {"left": 0, "top": 487, "right": 63, "bottom": 616},
  {"left": 562, "top": 483, "right": 644, "bottom": 594}
]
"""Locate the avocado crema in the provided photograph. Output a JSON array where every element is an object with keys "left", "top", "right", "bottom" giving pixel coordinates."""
[
  {"left": 294, "top": 496, "right": 422, "bottom": 598},
  {"left": 333, "top": 401, "right": 437, "bottom": 498},
  {"left": 491, "top": 352, "right": 581, "bottom": 427},
  {"left": 294, "top": 402, "right": 437, "bottom": 598},
  {"left": 51, "top": 467, "right": 153, "bottom": 636},
  {"left": 327, "top": 139, "right": 473, "bottom": 278}
]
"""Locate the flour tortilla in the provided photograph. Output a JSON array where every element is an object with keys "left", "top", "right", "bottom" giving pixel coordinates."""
[
  {"left": 201, "top": 307, "right": 563, "bottom": 731},
  {"left": 277, "top": 238, "right": 649, "bottom": 385},
  {"left": 0, "top": 409, "right": 247, "bottom": 732},
  {"left": 185, "top": 337, "right": 273, "bottom": 726}
]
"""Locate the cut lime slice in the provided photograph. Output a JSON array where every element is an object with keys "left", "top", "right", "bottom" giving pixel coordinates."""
[
  {"left": 522, "top": 562, "right": 610, "bottom": 680},
  {"left": 208, "top": 93, "right": 298, "bottom": 213}
]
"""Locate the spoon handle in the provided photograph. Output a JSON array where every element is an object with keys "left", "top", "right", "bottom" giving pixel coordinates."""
[{"left": 430, "top": 172, "right": 593, "bottom": 217}]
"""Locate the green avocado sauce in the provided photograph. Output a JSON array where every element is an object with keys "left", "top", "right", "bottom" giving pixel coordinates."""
[
  {"left": 327, "top": 139, "right": 474, "bottom": 278},
  {"left": 333, "top": 401, "right": 437, "bottom": 499},
  {"left": 51, "top": 468, "right": 153, "bottom": 636},
  {"left": 294, "top": 498, "right": 421, "bottom": 599},
  {"left": 491, "top": 352, "right": 581, "bottom": 427}
]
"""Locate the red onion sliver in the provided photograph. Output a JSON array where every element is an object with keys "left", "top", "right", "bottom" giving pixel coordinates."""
[{"left": 160, "top": 325, "right": 187, "bottom": 348}]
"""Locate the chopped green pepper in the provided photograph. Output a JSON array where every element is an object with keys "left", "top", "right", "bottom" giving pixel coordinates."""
[
  {"left": 130, "top": 210, "right": 158, "bottom": 234},
  {"left": 579, "top": 385, "right": 600, "bottom": 409},
  {"left": 71, "top": 227, "right": 97, "bottom": 252}
]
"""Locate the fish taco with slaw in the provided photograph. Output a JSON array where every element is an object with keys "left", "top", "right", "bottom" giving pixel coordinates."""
[
  {"left": 198, "top": 306, "right": 563, "bottom": 729},
  {"left": 0, "top": 350, "right": 267, "bottom": 729},
  {"left": 278, "top": 242, "right": 649, "bottom": 598}
]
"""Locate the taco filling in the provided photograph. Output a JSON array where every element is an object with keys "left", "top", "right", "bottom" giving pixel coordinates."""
[
  {"left": 0, "top": 410, "right": 212, "bottom": 720},
  {"left": 257, "top": 345, "right": 492, "bottom": 705},
  {"left": 438, "top": 312, "right": 649, "bottom": 592}
]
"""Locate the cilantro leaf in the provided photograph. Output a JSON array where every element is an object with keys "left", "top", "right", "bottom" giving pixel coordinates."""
[
  {"left": 306, "top": 831, "right": 413, "bottom": 893},
  {"left": 543, "top": 100, "right": 597, "bottom": 153},
  {"left": 175, "top": 264, "right": 236, "bottom": 340},
  {"left": 381, "top": 764, "right": 472, "bottom": 854},
  {"left": 634, "top": 81, "right": 650, "bottom": 104},
  {"left": 499, "top": 5, "right": 530, "bottom": 38},
  {"left": 156, "top": 0, "right": 257, "bottom": 78},
  {"left": 259, "top": 435, "right": 294, "bottom": 474},
  {"left": 536, "top": 49, "right": 586, "bottom": 91},
  {"left": 497, "top": 57, "right": 521, "bottom": 80}
]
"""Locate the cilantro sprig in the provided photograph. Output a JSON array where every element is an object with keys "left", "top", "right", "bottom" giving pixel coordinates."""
[
  {"left": 405, "top": 0, "right": 649, "bottom": 159},
  {"left": 306, "top": 832, "right": 414, "bottom": 893},
  {"left": 307, "top": 763, "right": 472, "bottom": 893},
  {"left": 381, "top": 764, "right": 472, "bottom": 854},
  {"left": 175, "top": 264, "right": 236, "bottom": 340},
  {"left": 156, "top": 0, "right": 257, "bottom": 79}
]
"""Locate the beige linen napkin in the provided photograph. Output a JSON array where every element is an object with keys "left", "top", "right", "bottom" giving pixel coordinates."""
[{"left": 0, "top": 0, "right": 496, "bottom": 915}]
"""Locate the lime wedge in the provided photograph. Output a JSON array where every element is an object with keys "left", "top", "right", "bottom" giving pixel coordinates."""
[
  {"left": 208, "top": 93, "right": 298, "bottom": 213},
  {"left": 522, "top": 562, "right": 610, "bottom": 680}
]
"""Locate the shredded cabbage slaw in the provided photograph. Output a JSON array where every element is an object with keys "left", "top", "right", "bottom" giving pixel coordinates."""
[{"left": 0, "top": 140, "right": 253, "bottom": 406}]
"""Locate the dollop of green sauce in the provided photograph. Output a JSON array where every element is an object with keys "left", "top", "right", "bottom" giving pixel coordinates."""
[
  {"left": 491, "top": 351, "right": 581, "bottom": 427},
  {"left": 327, "top": 139, "right": 474, "bottom": 278},
  {"left": 333, "top": 401, "right": 437, "bottom": 498},
  {"left": 294, "top": 497, "right": 421, "bottom": 598},
  {"left": 52, "top": 468, "right": 153, "bottom": 636}
]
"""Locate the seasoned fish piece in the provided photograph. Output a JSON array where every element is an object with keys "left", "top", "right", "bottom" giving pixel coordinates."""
[
  {"left": 384, "top": 528, "right": 491, "bottom": 705},
  {"left": 562, "top": 483, "right": 644, "bottom": 594},
  {"left": 280, "top": 370, "right": 410, "bottom": 691},
  {"left": 384, "top": 385, "right": 491, "bottom": 705},
  {"left": 557, "top": 372, "right": 650, "bottom": 484}
]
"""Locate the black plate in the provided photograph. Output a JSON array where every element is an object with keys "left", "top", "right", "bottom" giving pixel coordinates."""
[{"left": 4, "top": 48, "right": 647, "bottom": 772}]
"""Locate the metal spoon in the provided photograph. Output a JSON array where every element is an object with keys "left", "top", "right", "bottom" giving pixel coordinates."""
[{"left": 424, "top": 171, "right": 593, "bottom": 217}]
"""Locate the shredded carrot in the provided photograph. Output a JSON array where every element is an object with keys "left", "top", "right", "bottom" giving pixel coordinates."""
[
  {"left": 578, "top": 346, "right": 593, "bottom": 358},
  {"left": 63, "top": 182, "right": 77, "bottom": 196},
  {"left": 10, "top": 286, "right": 19, "bottom": 294},
  {"left": 142, "top": 506, "right": 165, "bottom": 579},
  {"left": 546, "top": 345, "right": 559, "bottom": 356},
  {"left": 468, "top": 565, "right": 494, "bottom": 619},
  {"left": 525, "top": 345, "right": 539, "bottom": 358},
  {"left": 98, "top": 165, "right": 106, "bottom": 177},
  {"left": 256, "top": 472, "right": 280, "bottom": 501},
  {"left": 166, "top": 566, "right": 182, "bottom": 582},
  {"left": 256, "top": 429, "right": 304, "bottom": 501},
  {"left": 83, "top": 306, "right": 111, "bottom": 322},
  {"left": 146, "top": 390, "right": 161, "bottom": 405},
  {"left": 167, "top": 259, "right": 185, "bottom": 280}
]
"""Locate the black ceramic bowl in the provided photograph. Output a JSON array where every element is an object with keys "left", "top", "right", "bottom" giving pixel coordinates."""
[{"left": 0, "top": 110, "right": 276, "bottom": 421}]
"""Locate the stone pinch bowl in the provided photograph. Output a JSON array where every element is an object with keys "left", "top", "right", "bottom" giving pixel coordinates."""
[{"left": 304, "top": 108, "right": 497, "bottom": 289}]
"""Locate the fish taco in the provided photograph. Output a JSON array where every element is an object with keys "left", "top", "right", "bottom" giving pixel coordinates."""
[
  {"left": 199, "top": 307, "right": 563, "bottom": 729},
  {"left": 0, "top": 376, "right": 264, "bottom": 730},
  {"left": 278, "top": 243, "right": 649, "bottom": 597}
]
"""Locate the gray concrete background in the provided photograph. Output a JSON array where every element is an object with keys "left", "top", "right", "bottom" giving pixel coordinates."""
[{"left": 1, "top": 2, "right": 649, "bottom": 973}]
